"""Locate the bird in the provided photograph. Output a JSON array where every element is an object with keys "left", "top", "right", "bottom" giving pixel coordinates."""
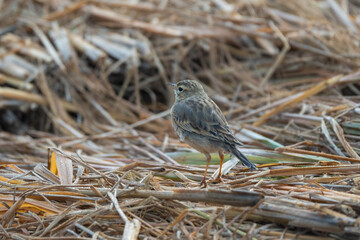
[{"left": 169, "top": 80, "right": 257, "bottom": 186}]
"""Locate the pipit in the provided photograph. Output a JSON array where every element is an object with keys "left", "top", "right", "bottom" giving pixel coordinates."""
[{"left": 169, "top": 80, "right": 257, "bottom": 186}]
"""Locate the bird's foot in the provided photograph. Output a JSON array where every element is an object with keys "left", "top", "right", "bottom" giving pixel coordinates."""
[
  {"left": 209, "top": 176, "right": 224, "bottom": 184},
  {"left": 199, "top": 178, "right": 207, "bottom": 188}
]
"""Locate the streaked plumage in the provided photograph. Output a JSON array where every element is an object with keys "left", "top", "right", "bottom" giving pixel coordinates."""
[{"left": 169, "top": 80, "right": 257, "bottom": 186}]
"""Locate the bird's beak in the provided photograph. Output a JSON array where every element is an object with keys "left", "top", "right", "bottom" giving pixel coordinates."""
[{"left": 168, "top": 83, "right": 176, "bottom": 87}]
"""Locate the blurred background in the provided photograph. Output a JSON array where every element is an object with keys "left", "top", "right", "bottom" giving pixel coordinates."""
[{"left": 0, "top": 0, "right": 359, "bottom": 140}]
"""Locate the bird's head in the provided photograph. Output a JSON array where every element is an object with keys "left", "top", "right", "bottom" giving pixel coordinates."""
[{"left": 169, "top": 80, "right": 206, "bottom": 101}]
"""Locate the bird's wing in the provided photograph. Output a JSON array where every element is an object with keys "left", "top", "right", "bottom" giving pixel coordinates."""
[{"left": 172, "top": 97, "right": 241, "bottom": 145}]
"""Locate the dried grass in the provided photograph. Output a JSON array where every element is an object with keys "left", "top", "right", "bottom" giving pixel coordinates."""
[{"left": 1, "top": 0, "right": 360, "bottom": 239}]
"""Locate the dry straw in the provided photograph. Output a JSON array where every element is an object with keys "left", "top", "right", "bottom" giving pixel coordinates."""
[{"left": 0, "top": 0, "right": 360, "bottom": 239}]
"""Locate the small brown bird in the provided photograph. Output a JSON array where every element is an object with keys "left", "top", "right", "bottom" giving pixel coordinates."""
[{"left": 169, "top": 80, "right": 257, "bottom": 185}]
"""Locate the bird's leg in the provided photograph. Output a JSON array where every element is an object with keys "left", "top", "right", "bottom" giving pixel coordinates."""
[
  {"left": 214, "top": 151, "right": 224, "bottom": 182},
  {"left": 200, "top": 153, "right": 211, "bottom": 187}
]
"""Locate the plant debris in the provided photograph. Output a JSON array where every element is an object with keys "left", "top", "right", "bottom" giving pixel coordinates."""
[{"left": 1, "top": 0, "right": 360, "bottom": 239}]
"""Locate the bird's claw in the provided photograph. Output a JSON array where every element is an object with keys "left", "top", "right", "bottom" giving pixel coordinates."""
[
  {"left": 199, "top": 178, "right": 207, "bottom": 188},
  {"left": 209, "top": 176, "right": 224, "bottom": 184}
]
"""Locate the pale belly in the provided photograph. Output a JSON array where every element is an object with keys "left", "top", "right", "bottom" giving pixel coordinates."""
[{"left": 177, "top": 128, "right": 222, "bottom": 154}]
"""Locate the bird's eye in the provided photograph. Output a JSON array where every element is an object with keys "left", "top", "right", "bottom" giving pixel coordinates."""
[{"left": 178, "top": 87, "right": 183, "bottom": 92}]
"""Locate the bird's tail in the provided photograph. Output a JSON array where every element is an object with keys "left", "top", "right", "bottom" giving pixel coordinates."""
[{"left": 229, "top": 147, "right": 257, "bottom": 170}]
